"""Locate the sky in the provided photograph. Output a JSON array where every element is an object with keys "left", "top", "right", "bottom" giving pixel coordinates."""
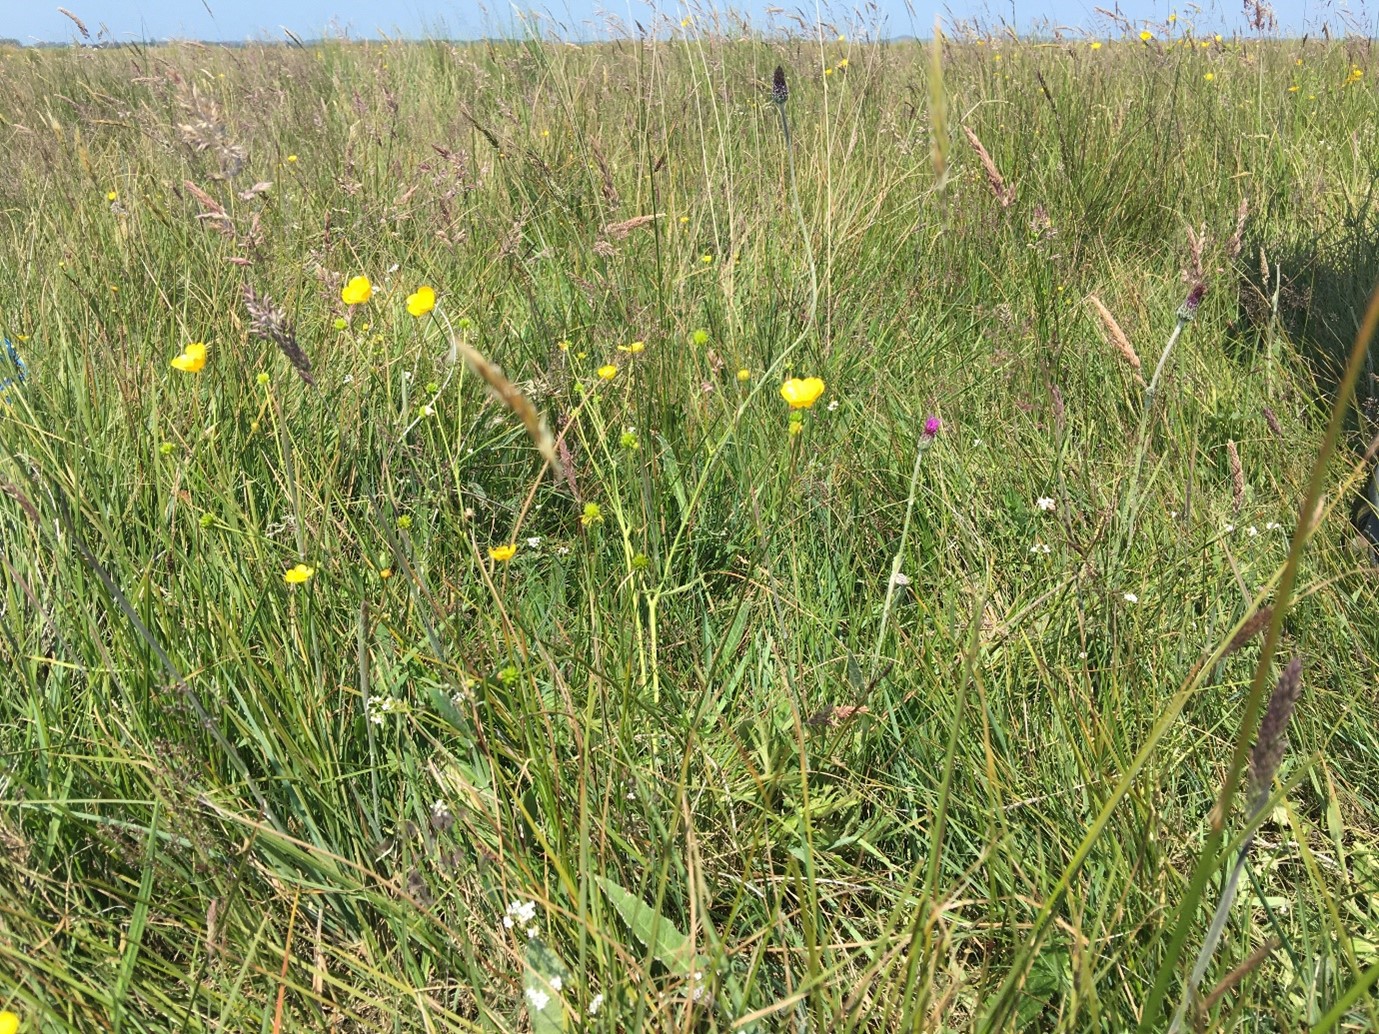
[{"left": 4, "top": 0, "right": 1373, "bottom": 44}]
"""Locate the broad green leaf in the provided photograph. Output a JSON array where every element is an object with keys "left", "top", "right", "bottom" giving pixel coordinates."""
[
  {"left": 595, "top": 876, "right": 707, "bottom": 975},
  {"left": 524, "top": 938, "right": 571, "bottom": 1033}
]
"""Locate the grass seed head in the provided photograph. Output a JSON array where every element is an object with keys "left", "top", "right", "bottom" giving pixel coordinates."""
[
  {"left": 244, "top": 285, "right": 315, "bottom": 387},
  {"left": 1246, "top": 655, "right": 1303, "bottom": 815}
]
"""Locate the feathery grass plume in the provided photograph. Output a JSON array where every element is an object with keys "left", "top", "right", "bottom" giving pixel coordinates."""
[
  {"left": 448, "top": 331, "right": 560, "bottom": 475},
  {"left": 928, "top": 19, "right": 949, "bottom": 188},
  {"left": 1262, "top": 405, "right": 1283, "bottom": 438},
  {"left": 244, "top": 286, "right": 315, "bottom": 387},
  {"left": 962, "top": 126, "right": 1015, "bottom": 207},
  {"left": 601, "top": 214, "right": 662, "bottom": 240},
  {"left": 1185, "top": 222, "right": 1207, "bottom": 282},
  {"left": 1225, "top": 198, "right": 1248, "bottom": 259},
  {"left": 1246, "top": 655, "right": 1304, "bottom": 814},
  {"left": 1087, "top": 294, "right": 1143, "bottom": 380},
  {"left": 174, "top": 82, "right": 246, "bottom": 179},
  {"left": 57, "top": 7, "right": 90, "bottom": 38},
  {"left": 182, "top": 180, "right": 236, "bottom": 237},
  {"left": 589, "top": 138, "right": 620, "bottom": 210},
  {"left": 1227, "top": 440, "right": 1244, "bottom": 511}
]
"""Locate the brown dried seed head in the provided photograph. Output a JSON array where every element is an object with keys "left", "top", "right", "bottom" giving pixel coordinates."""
[{"left": 1224, "top": 607, "right": 1273, "bottom": 658}]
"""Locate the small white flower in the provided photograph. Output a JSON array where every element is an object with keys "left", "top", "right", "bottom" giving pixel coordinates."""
[
  {"left": 525, "top": 987, "right": 550, "bottom": 1011},
  {"left": 526, "top": 924, "right": 539, "bottom": 939},
  {"left": 402, "top": 370, "right": 413, "bottom": 381},
  {"left": 503, "top": 899, "right": 537, "bottom": 930},
  {"left": 526, "top": 536, "right": 542, "bottom": 548},
  {"left": 1170, "top": 511, "right": 1179, "bottom": 519},
  {"left": 1247, "top": 526, "right": 1259, "bottom": 537},
  {"left": 342, "top": 373, "right": 355, "bottom": 385},
  {"left": 422, "top": 404, "right": 435, "bottom": 416},
  {"left": 972, "top": 438, "right": 983, "bottom": 446},
  {"left": 1036, "top": 496, "right": 1056, "bottom": 512},
  {"left": 1266, "top": 521, "right": 1282, "bottom": 531},
  {"left": 1223, "top": 523, "right": 1235, "bottom": 533},
  {"left": 549, "top": 975, "right": 563, "bottom": 992},
  {"left": 387, "top": 262, "right": 401, "bottom": 273},
  {"left": 827, "top": 399, "right": 840, "bottom": 411},
  {"left": 556, "top": 545, "right": 571, "bottom": 556},
  {"left": 1030, "top": 543, "right": 1051, "bottom": 554},
  {"left": 431, "top": 800, "right": 451, "bottom": 820},
  {"left": 588, "top": 993, "right": 604, "bottom": 1015},
  {"left": 365, "top": 695, "right": 402, "bottom": 725},
  {"left": 1123, "top": 592, "right": 1138, "bottom": 603},
  {"left": 891, "top": 571, "right": 911, "bottom": 587}
]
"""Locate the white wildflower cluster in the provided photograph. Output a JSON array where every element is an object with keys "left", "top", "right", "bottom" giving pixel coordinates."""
[
  {"left": 502, "top": 899, "right": 539, "bottom": 939},
  {"left": 365, "top": 695, "right": 404, "bottom": 725},
  {"left": 1036, "top": 496, "right": 1056, "bottom": 512},
  {"left": 588, "top": 993, "right": 604, "bottom": 1015},
  {"left": 691, "top": 970, "right": 708, "bottom": 1002},
  {"left": 525, "top": 987, "right": 549, "bottom": 1011}
]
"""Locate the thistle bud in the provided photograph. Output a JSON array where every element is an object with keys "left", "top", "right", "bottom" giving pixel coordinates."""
[{"left": 1177, "top": 282, "right": 1206, "bottom": 322}]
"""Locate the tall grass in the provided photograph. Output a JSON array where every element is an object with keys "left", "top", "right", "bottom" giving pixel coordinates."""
[{"left": 0, "top": 17, "right": 1377, "bottom": 1032}]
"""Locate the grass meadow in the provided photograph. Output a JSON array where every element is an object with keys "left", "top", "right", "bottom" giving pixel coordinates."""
[{"left": 1, "top": 12, "right": 1378, "bottom": 1031}]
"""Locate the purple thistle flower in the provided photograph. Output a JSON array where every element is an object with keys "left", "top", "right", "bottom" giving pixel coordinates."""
[
  {"left": 923, "top": 415, "right": 942, "bottom": 438},
  {"left": 772, "top": 65, "right": 789, "bottom": 106},
  {"left": 1178, "top": 282, "right": 1206, "bottom": 322}
]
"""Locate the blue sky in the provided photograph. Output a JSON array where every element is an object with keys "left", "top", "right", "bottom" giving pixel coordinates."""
[{"left": 6, "top": 0, "right": 1370, "bottom": 44}]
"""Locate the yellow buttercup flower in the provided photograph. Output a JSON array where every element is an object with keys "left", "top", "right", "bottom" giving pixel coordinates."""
[
  {"left": 597, "top": 364, "right": 618, "bottom": 380},
  {"left": 0, "top": 1011, "right": 18, "bottom": 1034},
  {"left": 617, "top": 340, "right": 645, "bottom": 353},
  {"left": 489, "top": 543, "right": 517, "bottom": 562},
  {"left": 1140, "top": 30, "right": 1153, "bottom": 41},
  {"left": 170, "top": 341, "right": 207, "bottom": 373},
  {"left": 1090, "top": 40, "right": 1102, "bottom": 49},
  {"left": 405, "top": 285, "right": 436, "bottom": 317},
  {"left": 284, "top": 563, "right": 314, "bottom": 584},
  {"left": 106, "top": 190, "right": 118, "bottom": 202},
  {"left": 780, "top": 376, "right": 825, "bottom": 409},
  {"left": 341, "top": 275, "right": 373, "bottom": 305}
]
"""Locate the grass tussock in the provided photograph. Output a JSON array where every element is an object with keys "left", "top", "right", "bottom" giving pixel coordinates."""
[{"left": 0, "top": 12, "right": 1378, "bottom": 1033}]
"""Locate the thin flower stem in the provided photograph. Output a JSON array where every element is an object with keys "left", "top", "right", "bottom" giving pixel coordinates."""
[
  {"left": 872, "top": 433, "right": 930, "bottom": 666},
  {"left": 776, "top": 101, "right": 819, "bottom": 331},
  {"left": 1144, "top": 316, "right": 1186, "bottom": 410}
]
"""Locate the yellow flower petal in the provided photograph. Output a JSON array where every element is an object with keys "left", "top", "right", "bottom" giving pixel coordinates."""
[
  {"left": 283, "top": 563, "right": 314, "bottom": 584},
  {"left": 780, "top": 376, "right": 825, "bottom": 409},
  {"left": 489, "top": 543, "right": 517, "bottom": 562},
  {"left": 597, "top": 364, "right": 618, "bottom": 380},
  {"left": 405, "top": 285, "right": 436, "bottom": 317},
  {"left": 341, "top": 275, "right": 373, "bottom": 305},
  {"left": 170, "top": 341, "right": 207, "bottom": 373},
  {"left": 0, "top": 1011, "right": 18, "bottom": 1034}
]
